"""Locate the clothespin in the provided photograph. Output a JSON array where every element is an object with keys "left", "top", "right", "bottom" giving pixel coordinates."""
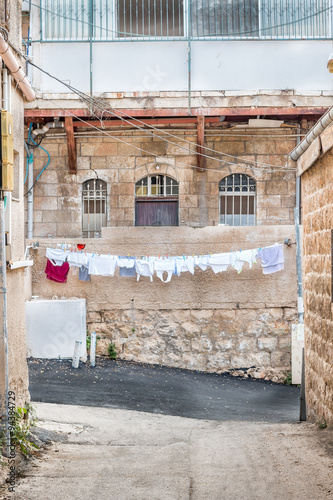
[
  {"left": 92, "top": 253, "right": 95, "bottom": 258},
  {"left": 128, "top": 253, "right": 130, "bottom": 258},
  {"left": 158, "top": 254, "right": 161, "bottom": 259},
  {"left": 183, "top": 253, "right": 185, "bottom": 261},
  {"left": 192, "top": 253, "right": 194, "bottom": 258}
]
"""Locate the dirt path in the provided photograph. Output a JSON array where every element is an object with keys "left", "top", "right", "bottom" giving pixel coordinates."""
[{"left": 10, "top": 402, "right": 333, "bottom": 500}]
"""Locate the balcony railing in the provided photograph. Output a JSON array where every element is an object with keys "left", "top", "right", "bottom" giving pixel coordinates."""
[{"left": 40, "top": 0, "right": 332, "bottom": 41}]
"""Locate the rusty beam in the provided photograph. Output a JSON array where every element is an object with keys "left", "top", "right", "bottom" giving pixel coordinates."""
[
  {"left": 24, "top": 107, "right": 328, "bottom": 121},
  {"left": 73, "top": 117, "right": 206, "bottom": 127},
  {"left": 197, "top": 116, "right": 205, "bottom": 171},
  {"left": 64, "top": 116, "right": 77, "bottom": 174}
]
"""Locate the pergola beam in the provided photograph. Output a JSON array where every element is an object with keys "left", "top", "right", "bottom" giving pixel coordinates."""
[
  {"left": 64, "top": 116, "right": 77, "bottom": 174},
  {"left": 197, "top": 116, "right": 205, "bottom": 171}
]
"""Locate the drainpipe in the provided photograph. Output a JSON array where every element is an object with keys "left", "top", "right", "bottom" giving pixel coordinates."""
[
  {"left": 0, "top": 28, "right": 35, "bottom": 102},
  {"left": 0, "top": 72, "right": 10, "bottom": 457},
  {"left": 27, "top": 146, "right": 34, "bottom": 239},
  {"left": 289, "top": 106, "right": 333, "bottom": 161},
  {"left": 295, "top": 127, "right": 303, "bottom": 324},
  {"left": 0, "top": 193, "right": 9, "bottom": 457}
]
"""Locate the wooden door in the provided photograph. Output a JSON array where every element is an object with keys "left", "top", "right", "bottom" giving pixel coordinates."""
[{"left": 135, "top": 199, "right": 178, "bottom": 226}]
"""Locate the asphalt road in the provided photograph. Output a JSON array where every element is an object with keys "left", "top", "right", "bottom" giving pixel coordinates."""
[{"left": 28, "top": 358, "right": 300, "bottom": 422}]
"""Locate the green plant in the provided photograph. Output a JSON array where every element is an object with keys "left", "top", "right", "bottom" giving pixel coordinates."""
[
  {"left": 131, "top": 327, "right": 135, "bottom": 333},
  {"left": 283, "top": 371, "right": 292, "bottom": 386},
  {"left": 9, "top": 405, "right": 39, "bottom": 457},
  {"left": 86, "top": 334, "right": 101, "bottom": 352},
  {"left": 108, "top": 342, "right": 117, "bottom": 360},
  {"left": 318, "top": 419, "right": 327, "bottom": 429}
]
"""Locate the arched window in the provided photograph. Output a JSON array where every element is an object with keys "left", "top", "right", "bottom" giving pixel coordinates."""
[
  {"left": 135, "top": 175, "right": 179, "bottom": 226},
  {"left": 219, "top": 174, "right": 256, "bottom": 226},
  {"left": 82, "top": 179, "right": 107, "bottom": 237}
]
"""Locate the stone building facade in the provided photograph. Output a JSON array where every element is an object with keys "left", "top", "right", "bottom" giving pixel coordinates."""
[
  {"left": 29, "top": 127, "right": 297, "bottom": 236},
  {"left": 0, "top": 0, "right": 32, "bottom": 410},
  {"left": 292, "top": 119, "right": 333, "bottom": 426}
]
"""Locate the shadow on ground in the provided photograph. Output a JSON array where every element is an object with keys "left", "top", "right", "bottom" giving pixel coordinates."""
[{"left": 28, "top": 358, "right": 300, "bottom": 423}]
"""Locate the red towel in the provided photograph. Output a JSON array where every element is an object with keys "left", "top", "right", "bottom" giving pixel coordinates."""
[{"left": 45, "top": 259, "right": 70, "bottom": 283}]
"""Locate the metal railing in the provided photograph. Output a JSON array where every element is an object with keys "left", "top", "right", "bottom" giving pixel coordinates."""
[{"left": 40, "top": 0, "right": 332, "bottom": 41}]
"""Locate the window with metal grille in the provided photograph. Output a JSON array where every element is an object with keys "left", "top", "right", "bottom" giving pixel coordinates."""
[
  {"left": 190, "top": 0, "right": 259, "bottom": 38},
  {"left": 219, "top": 174, "right": 256, "bottom": 226},
  {"left": 40, "top": 0, "right": 331, "bottom": 41},
  {"left": 117, "top": 0, "right": 184, "bottom": 38},
  {"left": 82, "top": 179, "right": 107, "bottom": 237},
  {"left": 135, "top": 175, "right": 179, "bottom": 196}
]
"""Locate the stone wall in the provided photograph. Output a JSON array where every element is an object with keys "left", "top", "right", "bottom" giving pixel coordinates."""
[
  {"left": 301, "top": 150, "right": 333, "bottom": 426},
  {"left": 0, "top": 0, "right": 30, "bottom": 409},
  {"left": 27, "top": 128, "right": 297, "bottom": 237},
  {"left": 28, "top": 226, "right": 297, "bottom": 373}
]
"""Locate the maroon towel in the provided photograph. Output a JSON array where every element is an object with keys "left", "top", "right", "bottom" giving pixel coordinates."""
[{"left": 45, "top": 259, "right": 70, "bottom": 283}]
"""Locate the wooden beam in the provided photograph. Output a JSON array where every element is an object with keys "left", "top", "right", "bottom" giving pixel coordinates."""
[
  {"left": 197, "top": 116, "right": 205, "bottom": 171},
  {"left": 24, "top": 106, "right": 328, "bottom": 120},
  {"left": 64, "top": 116, "right": 77, "bottom": 174}
]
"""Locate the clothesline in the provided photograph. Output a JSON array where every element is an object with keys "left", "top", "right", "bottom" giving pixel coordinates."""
[{"left": 44, "top": 243, "right": 285, "bottom": 284}]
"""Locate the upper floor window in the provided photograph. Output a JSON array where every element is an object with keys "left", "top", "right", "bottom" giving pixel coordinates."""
[
  {"left": 219, "top": 174, "right": 256, "bottom": 226},
  {"left": 117, "top": 0, "right": 184, "bottom": 38},
  {"left": 135, "top": 175, "right": 179, "bottom": 197},
  {"left": 190, "top": 0, "right": 259, "bottom": 38},
  {"left": 82, "top": 179, "right": 107, "bottom": 237},
  {"left": 40, "top": 0, "right": 331, "bottom": 41}
]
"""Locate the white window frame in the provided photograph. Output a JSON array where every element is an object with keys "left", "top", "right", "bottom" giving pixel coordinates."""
[
  {"left": 135, "top": 175, "right": 179, "bottom": 197},
  {"left": 82, "top": 178, "right": 107, "bottom": 238},
  {"left": 219, "top": 174, "right": 256, "bottom": 227}
]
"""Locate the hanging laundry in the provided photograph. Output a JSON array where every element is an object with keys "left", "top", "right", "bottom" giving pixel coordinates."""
[
  {"left": 88, "top": 255, "right": 117, "bottom": 276},
  {"left": 45, "top": 259, "right": 70, "bottom": 283},
  {"left": 230, "top": 249, "right": 258, "bottom": 273},
  {"left": 79, "top": 265, "right": 91, "bottom": 282},
  {"left": 208, "top": 253, "right": 230, "bottom": 274},
  {"left": 257, "top": 245, "right": 284, "bottom": 274},
  {"left": 175, "top": 256, "right": 195, "bottom": 275},
  {"left": 154, "top": 258, "right": 176, "bottom": 283},
  {"left": 194, "top": 255, "right": 209, "bottom": 271},
  {"left": 68, "top": 251, "right": 91, "bottom": 268},
  {"left": 46, "top": 248, "right": 70, "bottom": 266},
  {"left": 118, "top": 256, "right": 136, "bottom": 277},
  {"left": 135, "top": 258, "right": 155, "bottom": 282}
]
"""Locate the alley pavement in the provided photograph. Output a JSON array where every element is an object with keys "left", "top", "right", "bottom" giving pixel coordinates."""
[
  {"left": 27, "top": 358, "right": 300, "bottom": 422},
  {"left": 12, "top": 402, "right": 333, "bottom": 500}
]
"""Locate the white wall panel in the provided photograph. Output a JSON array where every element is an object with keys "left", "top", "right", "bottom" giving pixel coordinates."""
[
  {"left": 26, "top": 299, "right": 87, "bottom": 359},
  {"left": 35, "top": 40, "right": 332, "bottom": 94},
  {"left": 40, "top": 43, "right": 90, "bottom": 93},
  {"left": 92, "top": 41, "right": 188, "bottom": 93},
  {"left": 191, "top": 41, "right": 333, "bottom": 91}
]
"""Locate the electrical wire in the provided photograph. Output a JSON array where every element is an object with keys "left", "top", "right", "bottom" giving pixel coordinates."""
[
  {"left": 8, "top": 38, "right": 298, "bottom": 174},
  {"left": 23, "top": 58, "right": 296, "bottom": 171},
  {"left": 27, "top": 0, "right": 333, "bottom": 40},
  {"left": 36, "top": 96, "right": 297, "bottom": 178},
  {"left": 24, "top": 123, "right": 33, "bottom": 184},
  {"left": 8, "top": 34, "right": 300, "bottom": 171},
  {"left": 24, "top": 134, "right": 51, "bottom": 196}
]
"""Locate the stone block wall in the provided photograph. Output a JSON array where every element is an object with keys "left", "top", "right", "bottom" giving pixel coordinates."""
[
  {"left": 28, "top": 226, "right": 297, "bottom": 373},
  {"left": 301, "top": 151, "right": 333, "bottom": 426},
  {"left": 26, "top": 128, "right": 297, "bottom": 237}
]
